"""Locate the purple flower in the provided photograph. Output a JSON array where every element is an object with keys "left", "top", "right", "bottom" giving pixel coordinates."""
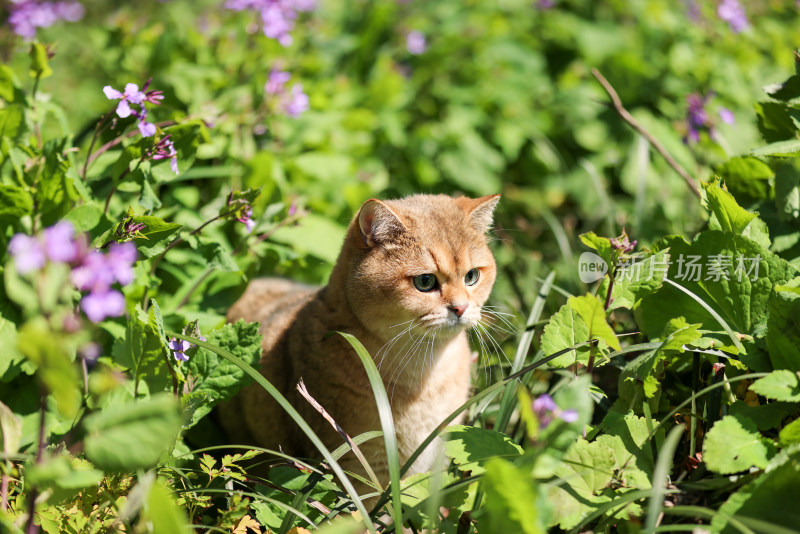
[
  {"left": 406, "top": 31, "right": 427, "bottom": 55},
  {"left": 265, "top": 69, "right": 291, "bottom": 95},
  {"left": 610, "top": 232, "right": 637, "bottom": 254},
  {"left": 717, "top": 0, "right": 748, "bottom": 33},
  {"left": 237, "top": 205, "right": 256, "bottom": 233},
  {"left": 134, "top": 107, "right": 157, "bottom": 138},
  {"left": 169, "top": 337, "right": 193, "bottom": 361},
  {"left": 8, "top": 233, "right": 46, "bottom": 274},
  {"left": 140, "top": 78, "right": 165, "bottom": 105},
  {"left": 719, "top": 107, "right": 735, "bottom": 125},
  {"left": 81, "top": 289, "right": 125, "bottom": 323},
  {"left": 70, "top": 250, "right": 114, "bottom": 292},
  {"left": 115, "top": 217, "right": 147, "bottom": 242},
  {"left": 532, "top": 393, "right": 578, "bottom": 429},
  {"left": 103, "top": 83, "right": 146, "bottom": 119},
  {"left": 106, "top": 242, "right": 137, "bottom": 286},
  {"left": 536, "top": 0, "right": 555, "bottom": 9},
  {"left": 79, "top": 342, "right": 101, "bottom": 363},
  {"left": 281, "top": 83, "right": 309, "bottom": 117},
  {"left": 685, "top": 92, "right": 712, "bottom": 143},
  {"left": 262, "top": 3, "right": 295, "bottom": 46},
  {"left": 8, "top": 0, "right": 83, "bottom": 39},
  {"left": 150, "top": 135, "right": 179, "bottom": 174},
  {"left": 43, "top": 221, "right": 78, "bottom": 262}
]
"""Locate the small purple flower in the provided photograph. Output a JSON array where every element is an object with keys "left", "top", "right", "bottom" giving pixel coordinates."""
[
  {"left": 281, "top": 83, "right": 309, "bottom": 117},
  {"left": 106, "top": 242, "right": 137, "bottom": 286},
  {"left": 79, "top": 342, "right": 101, "bottom": 364},
  {"left": 8, "top": 0, "right": 83, "bottom": 39},
  {"left": 52, "top": 1, "right": 84, "bottom": 21},
  {"left": 237, "top": 205, "right": 256, "bottom": 233},
  {"left": 719, "top": 107, "right": 735, "bottom": 125},
  {"left": 70, "top": 251, "right": 114, "bottom": 292},
  {"left": 406, "top": 31, "right": 427, "bottom": 55},
  {"left": 81, "top": 289, "right": 126, "bottom": 323},
  {"left": 536, "top": 0, "right": 555, "bottom": 9},
  {"left": 103, "top": 83, "right": 146, "bottom": 119},
  {"left": 8, "top": 233, "right": 46, "bottom": 274},
  {"left": 265, "top": 69, "right": 291, "bottom": 95},
  {"left": 717, "top": 0, "right": 748, "bottom": 33},
  {"left": 43, "top": 221, "right": 78, "bottom": 262},
  {"left": 135, "top": 107, "right": 157, "bottom": 138},
  {"left": 288, "top": 201, "right": 298, "bottom": 216},
  {"left": 151, "top": 135, "right": 179, "bottom": 174},
  {"left": 169, "top": 337, "right": 192, "bottom": 361},
  {"left": 115, "top": 217, "right": 147, "bottom": 242},
  {"left": 532, "top": 393, "right": 578, "bottom": 429},
  {"left": 610, "top": 232, "right": 637, "bottom": 254},
  {"left": 140, "top": 78, "right": 165, "bottom": 105}
]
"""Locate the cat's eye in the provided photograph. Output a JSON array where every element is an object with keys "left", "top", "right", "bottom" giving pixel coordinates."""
[
  {"left": 413, "top": 273, "right": 437, "bottom": 292},
  {"left": 464, "top": 268, "right": 480, "bottom": 286}
]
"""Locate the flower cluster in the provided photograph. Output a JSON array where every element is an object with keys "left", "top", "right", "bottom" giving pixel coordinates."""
[
  {"left": 717, "top": 0, "right": 748, "bottom": 33},
  {"left": 8, "top": 0, "right": 84, "bottom": 39},
  {"left": 225, "top": 191, "right": 256, "bottom": 232},
  {"left": 150, "top": 134, "right": 179, "bottom": 174},
  {"left": 103, "top": 79, "right": 164, "bottom": 138},
  {"left": 8, "top": 222, "right": 137, "bottom": 323},
  {"left": 532, "top": 394, "right": 578, "bottom": 429},
  {"left": 264, "top": 69, "right": 309, "bottom": 117},
  {"left": 225, "top": 0, "right": 315, "bottom": 46},
  {"left": 610, "top": 231, "right": 637, "bottom": 254},
  {"left": 684, "top": 92, "right": 735, "bottom": 143}
]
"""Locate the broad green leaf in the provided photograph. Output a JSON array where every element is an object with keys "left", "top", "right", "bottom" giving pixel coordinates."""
[
  {"left": 568, "top": 294, "right": 620, "bottom": 351},
  {"left": 775, "top": 164, "right": 800, "bottom": 221},
  {"left": 443, "top": 425, "right": 523, "bottom": 475},
  {"left": 0, "top": 64, "right": 15, "bottom": 101},
  {"left": 712, "top": 447, "right": 800, "bottom": 533},
  {"left": 0, "top": 104, "right": 25, "bottom": 139},
  {"left": 269, "top": 213, "right": 347, "bottom": 265},
  {"left": 111, "top": 306, "right": 170, "bottom": 395},
  {"left": 539, "top": 303, "right": 594, "bottom": 368},
  {"left": 716, "top": 156, "right": 774, "bottom": 202},
  {"left": 63, "top": 202, "right": 104, "bottom": 232},
  {"left": 729, "top": 400, "right": 798, "bottom": 431},
  {"left": 597, "top": 412, "right": 664, "bottom": 489},
  {"left": 185, "top": 320, "right": 262, "bottom": 423},
  {"left": 749, "top": 370, "right": 800, "bottom": 401},
  {"left": 599, "top": 250, "right": 669, "bottom": 311},
  {"left": 481, "top": 458, "right": 547, "bottom": 534},
  {"left": 83, "top": 393, "right": 183, "bottom": 471},
  {"left": 579, "top": 231, "right": 613, "bottom": 267},
  {"left": 751, "top": 138, "right": 800, "bottom": 157},
  {"left": 703, "top": 182, "right": 771, "bottom": 249},
  {"left": 25, "top": 455, "right": 103, "bottom": 505},
  {"left": 703, "top": 415, "right": 772, "bottom": 474}
]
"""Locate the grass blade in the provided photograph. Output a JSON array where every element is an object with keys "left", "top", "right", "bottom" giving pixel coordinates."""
[
  {"left": 168, "top": 332, "right": 378, "bottom": 534},
  {"left": 645, "top": 425, "right": 684, "bottom": 534},
  {"left": 337, "top": 331, "right": 403, "bottom": 531}
]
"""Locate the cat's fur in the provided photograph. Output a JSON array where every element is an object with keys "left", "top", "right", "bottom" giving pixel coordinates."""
[{"left": 221, "top": 193, "right": 499, "bottom": 485}]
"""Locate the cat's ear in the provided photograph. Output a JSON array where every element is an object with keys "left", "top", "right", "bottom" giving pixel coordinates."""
[
  {"left": 460, "top": 194, "right": 501, "bottom": 234},
  {"left": 357, "top": 199, "right": 407, "bottom": 247}
]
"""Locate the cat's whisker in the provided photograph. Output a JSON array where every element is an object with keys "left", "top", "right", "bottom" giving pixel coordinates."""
[
  {"left": 479, "top": 314, "right": 517, "bottom": 337},
  {"left": 389, "top": 330, "right": 430, "bottom": 403},
  {"left": 375, "top": 322, "right": 418, "bottom": 371}
]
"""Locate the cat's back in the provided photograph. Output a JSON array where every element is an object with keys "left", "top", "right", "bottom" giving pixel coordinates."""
[{"left": 227, "top": 277, "right": 317, "bottom": 354}]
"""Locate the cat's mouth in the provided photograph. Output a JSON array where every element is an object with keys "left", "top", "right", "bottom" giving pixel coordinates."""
[{"left": 418, "top": 310, "right": 479, "bottom": 331}]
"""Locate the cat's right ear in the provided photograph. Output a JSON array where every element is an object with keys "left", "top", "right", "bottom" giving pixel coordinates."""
[{"left": 357, "top": 199, "right": 407, "bottom": 248}]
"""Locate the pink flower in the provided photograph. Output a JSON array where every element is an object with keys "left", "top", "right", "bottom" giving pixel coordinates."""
[
  {"left": 103, "top": 83, "right": 146, "bottom": 119},
  {"left": 8, "top": 233, "right": 46, "bottom": 274},
  {"left": 81, "top": 289, "right": 125, "bottom": 323},
  {"left": 281, "top": 83, "right": 309, "bottom": 117},
  {"left": 265, "top": 69, "right": 291, "bottom": 95},
  {"left": 406, "top": 31, "right": 427, "bottom": 55}
]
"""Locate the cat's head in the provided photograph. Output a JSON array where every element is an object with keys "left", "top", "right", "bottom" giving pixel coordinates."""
[{"left": 343, "top": 194, "right": 500, "bottom": 342}]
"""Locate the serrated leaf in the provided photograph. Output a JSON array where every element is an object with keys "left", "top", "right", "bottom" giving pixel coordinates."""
[
  {"left": 0, "top": 185, "right": 33, "bottom": 220},
  {"left": 103, "top": 215, "right": 181, "bottom": 258},
  {"left": 443, "top": 425, "right": 522, "bottom": 475},
  {"left": 703, "top": 415, "right": 772, "bottom": 474},
  {"left": 766, "top": 287, "right": 800, "bottom": 372},
  {"left": 703, "top": 182, "right": 770, "bottom": 249},
  {"left": 482, "top": 458, "right": 546, "bottom": 534},
  {"left": 600, "top": 250, "right": 669, "bottom": 311},
  {"left": 568, "top": 294, "right": 620, "bottom": 351},
  {"left": 579, "top": 231, "right": 613, "bottom": 267},
  {"left": 25, "top": 455, "right": 103, "bottom": 505},
  {"left": 751, "top": 138, "right": 800, "bottom": 157},
  {"left": 539, "top": 303, "right": 591, "bottom": 368},
  {"left": 750, "top": 370, "right": 800, "bottom": 401},
  {"left": 184, "top": 320, "right": 262, "bottom": 423}
]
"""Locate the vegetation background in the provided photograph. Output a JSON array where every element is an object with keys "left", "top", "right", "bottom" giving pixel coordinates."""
[{"left": 1, "top": 0, "right": 800, "bottom": 532}]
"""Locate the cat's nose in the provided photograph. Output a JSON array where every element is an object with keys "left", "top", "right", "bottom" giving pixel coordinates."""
[{"left": 449, "top": 302, "right": 469, "bottom": 318}]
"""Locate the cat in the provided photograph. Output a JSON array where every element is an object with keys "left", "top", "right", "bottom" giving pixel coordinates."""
[{"left": 221, "top": 193, "right": 500, "bottom": 492}]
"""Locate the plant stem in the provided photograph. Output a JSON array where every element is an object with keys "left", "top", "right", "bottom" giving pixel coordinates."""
[
  {"left": 591, "top": 68, "right": 701, "bottom": 198},
  {"left": 81, "top": 109, "right": 116, "bottom": 179},
  {"left": 85, "top": 119, "right": 178, "bottom": 170},
  {"left": 24, "top": 388, "right": 48, "bottom": 534}
]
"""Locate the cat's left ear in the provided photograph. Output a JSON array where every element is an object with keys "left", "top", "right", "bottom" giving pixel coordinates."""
[
  {"left": 460, "top": 194, "right": 501, "bottom": 234},
  {"left": 357, "top": 199, "right": 407, "bottom": 248}
]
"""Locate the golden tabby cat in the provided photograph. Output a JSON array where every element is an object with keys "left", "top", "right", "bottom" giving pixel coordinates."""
[{"left": 222, "top": 194, "right": 499, "bottom": 488}]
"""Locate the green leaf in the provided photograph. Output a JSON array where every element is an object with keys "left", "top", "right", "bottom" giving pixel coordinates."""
[
  {"left": 597, "top": 412, "right": 664, "bottom": 489},
  {"left": 25, "top": 455, "right": 103, "bottom": 505},
  {"left": 712, "top": 447, "right": 800, "bottom": 533},
  {"left": 28, "top": 43, "right": 53, "bottom": 79},
  {"left": 140, "top": 478, "right": 192, "bottom": 534},
  {"left": 750, "top": 370, "right": 800, "bottom": 401},
  {"left": 0, "top": 185, "right": 33, "bottom": 220},
  {"left": 568, "top": 294, "right": 620, "bottom": 351},
  {"left": 767, "top": 287, "right": 800, "bottom": 372},
  {"left": 729, "top": 400, "right": 798, "bottom": 431},
  {"left": 539, "top": 303, "right": 591, "bottom": 368},
  {"left": 63, "top": 202, "right": 104, "bottom": 232},
  {"left": 0, "top": 104, "right": 25, "bottom": 139},
  {"left": 703, "top": 182, "right": 770, "bottom": 249},
  {"left": 702, "top": 415, "right": 772, "bottom": 474},
  {"left": 83, "top": 393, "right": 183, "bottom": 471},
  {"left": 481, "top": 458, "right": 547, "bottom": 534},
  {"left": 443, "top": 425, "right": 523, "bottom": 475},
  {"left": 716, "top": 156, "right": 774, "bottom": 202},
  {"left": 185, "top": 320, "right": 262, "bottom": 422},
  {"left": 750, "top": 138, "right": 800, "bottom": 157},
  {"left": 112, "top": 306, "right": 170, "bottom": 395},
  {"left": 599, "top": 250, "right": 669, "bottom": 311},
  {"left": 0, "top": 400, "right": 22, "bottom": 455},
  {"left": 17, "top": 319, "right": 81, "bottom": 418},
  {"left": 0, "top": 64, "right": 16, "bottom": 102},
  {"left": 579, "top": 231, "right": 613, "bottom": 267},
  {"left": 269, "top": 213, "right": 347, "bottom": 265},
  {"left": 103, "top": 215, "right": 181, "bottom": 258},
  {"left": 779, "top": 418, "right": 800, "bottom": 447},
  {"left": 775, "top": 164, "right": 800, "bottom": 221}
]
